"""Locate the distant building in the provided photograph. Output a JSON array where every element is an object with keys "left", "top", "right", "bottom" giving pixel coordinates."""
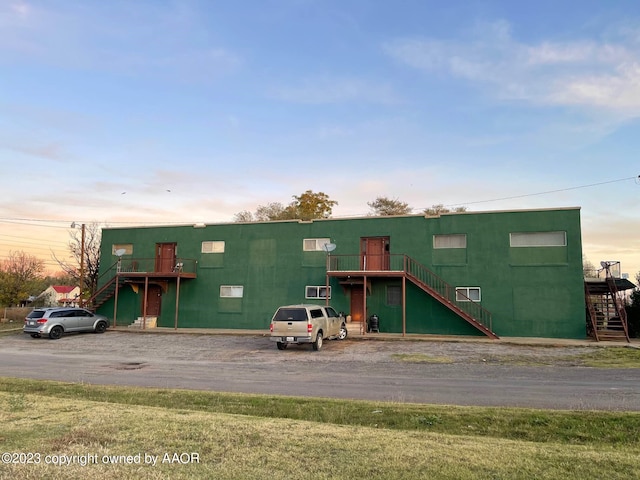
[
  {"left": 39, "top": 285, "right": 80, "bottom": 307},
  {"left": 94, "top": 207, "right": 588, "bottom": 339}
]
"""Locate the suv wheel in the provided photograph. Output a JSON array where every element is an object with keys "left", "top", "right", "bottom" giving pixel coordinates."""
[
  {"left": 48, "top": 326, "right": 63, "bottom": 340},
  {"left": 276, "top": 342, "right": 287, "bottom": 350},
  {"left": 95, "top": 321, "right": 108, "bottom": 334},
  {"left": 312, "top": 332, "right": 323, "bottom": 351}
]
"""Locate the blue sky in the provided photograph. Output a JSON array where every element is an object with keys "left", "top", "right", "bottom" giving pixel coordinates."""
[{"left": 0, "top": 0, "right": 639, "bottom": 278}]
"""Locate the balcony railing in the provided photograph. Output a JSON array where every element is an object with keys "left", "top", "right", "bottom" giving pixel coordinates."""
[
  {"left": 116, "top": 257, "right": 197, "bottom": 276},
  {"left": 328, "top": 254, "right": 406, "bottom": 272}
]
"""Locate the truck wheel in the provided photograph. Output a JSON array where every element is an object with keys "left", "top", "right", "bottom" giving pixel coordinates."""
[
  {"left": 312, "top": 332, "right": 323, "bottom": 351},
  {"left": 276, "top": 342, "right": 287, "bottom": 350},
  {"left": 338, "top": 324, "right": 348, "bottom": 340}
]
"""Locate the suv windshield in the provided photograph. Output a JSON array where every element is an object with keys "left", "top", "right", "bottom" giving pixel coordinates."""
[
  {"left": 273, "top": 308, "right": 308, "bottom": 321},
  {"left": 26, "top": 310, "right": 46, "bottom": 319}
]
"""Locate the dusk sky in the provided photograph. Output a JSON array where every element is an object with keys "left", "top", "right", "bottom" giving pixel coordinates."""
[{"left": 1, "top": 0, "right": 639, "bottom": 278}]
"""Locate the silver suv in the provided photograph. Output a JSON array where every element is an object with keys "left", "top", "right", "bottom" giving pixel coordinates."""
[
  {"left": 24, "top": 307, "right": 109, "bottom": 340},
  {"left": 269, "top": 304, "right": 347, "bottom": 351}
]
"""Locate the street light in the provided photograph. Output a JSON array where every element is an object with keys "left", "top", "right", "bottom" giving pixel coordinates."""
[{"left": 71, "top": 222, "right": 86, "bottom": 307}]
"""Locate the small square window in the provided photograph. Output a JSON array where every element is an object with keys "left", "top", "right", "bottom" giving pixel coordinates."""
[
  {"left": 386, "top": 286, "right": 402, "bottom": 306},
  {"left": 305, "top": 286, "right": 331, "bottom": 299},
  {"left": 220, "top": 285, "right": 243, "bottom": 298},
  {"left": 112, "top": 244, "right": 133, "bottom": 255},
  {"left": 433, "top": 234, "right": 466, "bottom": 249},
  {"left": 455, "top": 287, "right": 481, "bottom": 302},
  {"left": 303, "top": 238, "right": 331, "bottom": 251},
  {"left": 202, "top": 241, "right": 225, "bottom": 253}
]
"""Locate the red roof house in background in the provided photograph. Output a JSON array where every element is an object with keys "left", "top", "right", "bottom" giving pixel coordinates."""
[{"left": 38, "top": 285, "right": 81, "bottom": 307}]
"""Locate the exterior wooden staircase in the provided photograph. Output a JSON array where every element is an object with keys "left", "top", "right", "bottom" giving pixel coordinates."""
[
  {"left": 404, "top": 256, "right": 498, "bottom": 339},
  {"left": 88, "top": 275, "right": 125, "bottom": 310},
  {"left": 86, "top": 258, "right": 197, "bottom": 312},
  {"left": 328, "top": 254, "right": 498, "bottom": 339},
  {"left": 585, "top": 265, "right": 630, "bottom": 342}
]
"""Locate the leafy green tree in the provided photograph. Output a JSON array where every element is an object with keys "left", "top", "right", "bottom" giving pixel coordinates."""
[
  {"left": 367, "top": 197, "right": 412, "bottom": 216},
  {"left": 234, "top": 191, "right": 338, "bottom": 222},
  {"left": 0, "top": 250, "right": 45, "bottom": 306},
  {"left": 286, "top": 190, "right": 337, "bottom": 220}
]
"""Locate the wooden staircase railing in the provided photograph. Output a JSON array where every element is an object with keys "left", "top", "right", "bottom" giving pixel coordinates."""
[
  {"left": 403, "top": 256, "right": 498, "bottom": 339},
  {"left": 584, "top": 263, "right": 630, "bottom": 343},
  {"left": 328, "top": 254, "right": 498, "bottom": 339}
]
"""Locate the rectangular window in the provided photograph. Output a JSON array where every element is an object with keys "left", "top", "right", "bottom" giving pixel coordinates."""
[
  {"left": 455, "top": 287, "right": 481, "bottom": 302},
  {"left": 202, "top": 241, "right": 225, "bottom": 253},
  {"left": 220, "top": 286, "right": 243, "bottom": 298},
  {"left": 510, "top": 231, "right": 566, "bottom": 247},
  {"left": 386, "top": 285, "right": 402, "bottom": 306},
  {"left": 305, "top": 286, "right": 331, "bottom": 299},
  {"left": 433, "top": 234, "right": 467, "bottom": 249},
  {"left": 112, "top": 244, "right": 133, "bottom": 255},
  {"left": 303, "top": 238, "right": 331, "bottom": 251}
]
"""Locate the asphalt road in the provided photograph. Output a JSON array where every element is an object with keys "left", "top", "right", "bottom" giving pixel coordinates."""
[{"left": 1, "top": 330, "right": 639, "bottom": 411}]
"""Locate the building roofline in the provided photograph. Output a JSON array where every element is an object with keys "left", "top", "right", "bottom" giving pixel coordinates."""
[{"left": 102, "top": 206, "right": 582, "bottom": 231}]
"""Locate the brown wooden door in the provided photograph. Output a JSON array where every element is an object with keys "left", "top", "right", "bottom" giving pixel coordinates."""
[
  {"left": 360, "top": 237, "right": 390, "bottom": 271},
  {"left": 145, "top": 285, "right": 162, "bottom": 317},
  {"left": 155, "top": 243, "right": 176, "bottom": 273},
  {"left": 350, "top": 286, "right": 365, "bottom": 322}
]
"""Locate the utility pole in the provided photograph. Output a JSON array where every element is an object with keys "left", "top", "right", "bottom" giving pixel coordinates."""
[
  {"left": 80, "top": 223, "right": 85, "bottom": 307},
  {"left": 72, "top": 222, "right": 86, "bottom": 308}
]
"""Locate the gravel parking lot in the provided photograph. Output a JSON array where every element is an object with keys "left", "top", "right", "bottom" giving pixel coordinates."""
[
  {"left": 1, "top": 328, "right": 600, "bottom": 365},
  {"left": 2, "top": 329, "right": 639, "bottom": 410}
]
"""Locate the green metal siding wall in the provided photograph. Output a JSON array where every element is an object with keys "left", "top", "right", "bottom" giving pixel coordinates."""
[{"left": 97, "top": 208, "right": 584, "bottom": 339}]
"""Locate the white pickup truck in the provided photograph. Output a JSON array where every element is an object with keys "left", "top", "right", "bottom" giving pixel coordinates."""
[{"left": 269, "top": 304, "right": 348, "bottom": 351}]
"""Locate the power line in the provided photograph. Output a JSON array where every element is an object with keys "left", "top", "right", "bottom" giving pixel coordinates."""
[
  {"left": 0, "top": 174, "right": 638, "bottom": 227},
  {"left": 438, "top": 175, "right": 640, "bottom": 209}
]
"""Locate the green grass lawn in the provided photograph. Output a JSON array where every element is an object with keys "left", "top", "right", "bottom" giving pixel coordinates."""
[{"left": 1, "top": 378, "right": 639, "bottom": 479}]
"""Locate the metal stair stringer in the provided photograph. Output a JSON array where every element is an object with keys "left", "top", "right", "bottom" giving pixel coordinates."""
[
  {"left": 403, "top": 257, "right": 499, "bottom": 339},
  {"left": 88, "top": 275, "right": 125, "bottom": 311}
]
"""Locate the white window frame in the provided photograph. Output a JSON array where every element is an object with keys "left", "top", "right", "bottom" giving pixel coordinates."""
[
  {"left": 305, "top": 286, "right": 331, "bottom": 299},
  {"left": 220, "top": 285, "right": 243, "bottom": 298},
  {"left": 510, "top": 231, "right": 566, "bottom": 247},
  {"left": 303, "top": 238, "right": 331, "bottom": 252},
  {"left": 112, "top": 244, "right": 133, "bottom": 255},
  {"left": 433, "top": 234, "right": 467, "bottom": 249},
  {"left": 202, "top": 241, "right": 225, "bottom": 253},
  {"left": 455, "top": 287, "right": 481, "bottom": 302}
]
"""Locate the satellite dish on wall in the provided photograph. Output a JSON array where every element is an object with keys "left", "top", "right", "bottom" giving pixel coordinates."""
[
  {"left": 115, "top": 249, "right": 127, "bottom": 257},
  {"left": 323, "top": 243, "right": 337, "bottom": 253}
]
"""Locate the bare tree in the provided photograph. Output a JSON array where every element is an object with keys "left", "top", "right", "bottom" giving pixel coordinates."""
[
  {"left": 583, "top": 256, "right": 597, "bottom": 278},
  {"left": 256, "top": 202, "right": 289, "bottom": 221},
  {"left": 53, "top": 222, "right": 102, "bottom": 302},
  {"left": 0, "top": 250, "right": 45, "bottom": 306},
  {"left": 423, "top": 204, "right": 468, "bottom": 216},
  {"left": 233, "top": 210, "right": 254, "bottom": 222},
  {"left": 367, "top": 196, "right": 412, "bottom": 216}
]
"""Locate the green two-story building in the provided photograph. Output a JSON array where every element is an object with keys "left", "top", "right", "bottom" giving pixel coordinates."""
[{"left": 95, "top": 207, "right": 586, "bottom": 339}]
